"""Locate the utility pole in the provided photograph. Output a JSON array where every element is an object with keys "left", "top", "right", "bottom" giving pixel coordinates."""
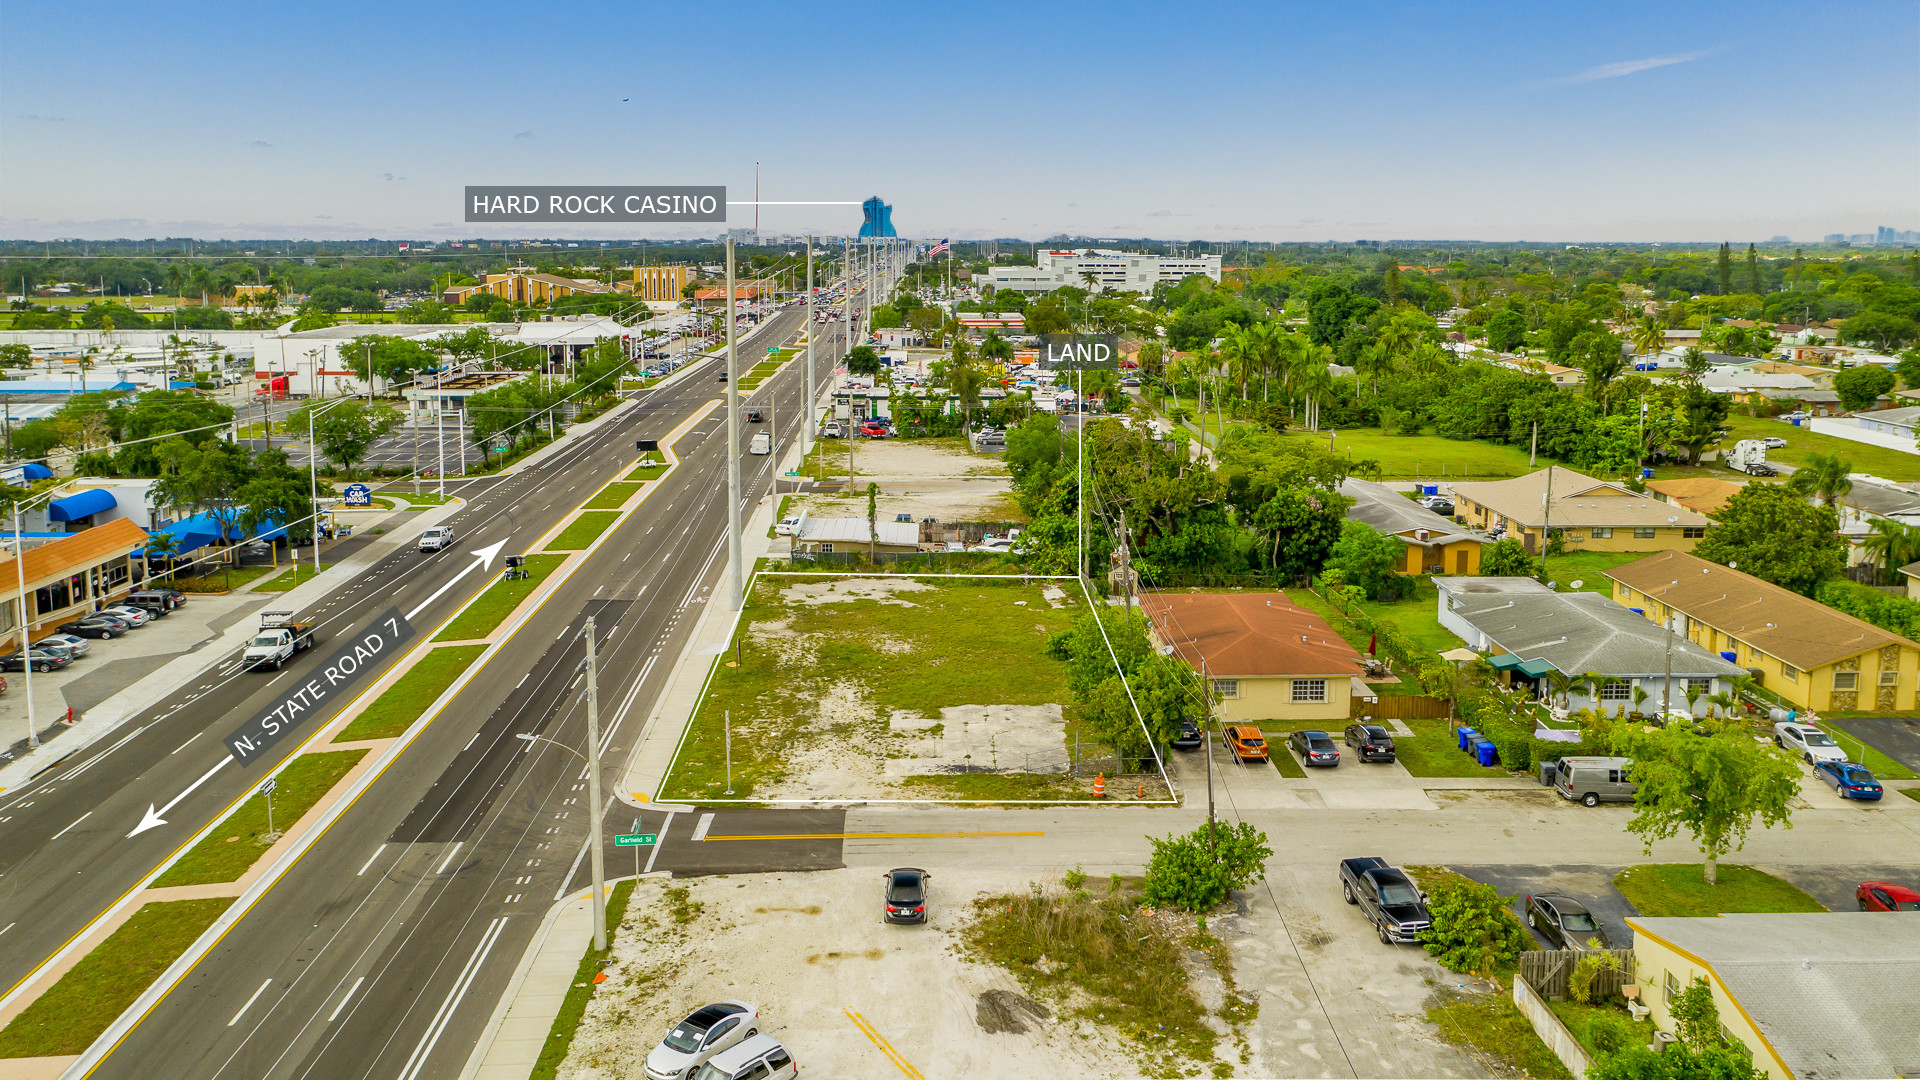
[
  {"left": 803, "top": 235, "right": 814, "bottom": 469},
  {"left": 1119, "top": 508, "right": 1133, "bottom": 615},
  {"left": 1529, "top": 420, "right": 1538, "bottom": 470},
  {"left": 1661, "top": 587, "right": 1676, "bottom": 721},
  {"left": 584, "top": 616, "right": 607, "bottom": 951},
  {"left": 1538, "top": 465, "right": 1554, "bottom": 582},
  {"left": 1202, "top": 656, "right": 1214, "bottom": 853},
  {"left": 1077, "top": 365, "right": 1086, "bottom": 581},
  {"left": 726, "top": 237, "right": 743, "bottom": 611}
]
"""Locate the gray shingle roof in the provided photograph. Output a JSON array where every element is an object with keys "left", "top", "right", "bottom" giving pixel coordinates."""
[
  {"left": 1338, "top": 478, "right": 1484, "bottom": 546},
  {"left": 1629, "top": 914, "right": 1920, "bottom": 1080},
  {"left": 791, "top": 517, "right": 918, "bottom": 547},
  {"left": 1444, "top": 579, "right": 1746, "bottom": 678}
]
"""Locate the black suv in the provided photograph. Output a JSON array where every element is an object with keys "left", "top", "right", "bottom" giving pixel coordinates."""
[
  {"left": 1170, "top": 719, "right": 1203, "bottom": 751},
  {"left": 1343, "top": 723, "right": 1396, "bottom": 763}
]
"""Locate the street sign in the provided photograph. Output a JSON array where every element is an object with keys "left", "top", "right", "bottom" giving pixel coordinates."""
[
  {"left": 614, "top": 833, "right": 658, "bottom": 847},
  {"left": 342, "top": 483, "right": 372, "bottom": 507},
  {"left": 767, "top": 346, "right": 778, "bottom": 354},
  {"left": 258, "top": 778, "right": 276, "bottom": 796}
]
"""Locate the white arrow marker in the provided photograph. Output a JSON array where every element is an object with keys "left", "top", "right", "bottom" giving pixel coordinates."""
[
  {"left": 407, "top": 541, "right": 507, "bottom": 621},
  {"left": 128, "top": 756, "right": 233, "bottom": 837}
]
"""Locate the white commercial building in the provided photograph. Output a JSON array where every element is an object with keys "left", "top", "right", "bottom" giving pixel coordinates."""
[
  {"left": 251, "top": 315, "right": 646, "bottom": 398},
  {"left": 980, "top": 249, "right": 1222, "bottom": 295}
]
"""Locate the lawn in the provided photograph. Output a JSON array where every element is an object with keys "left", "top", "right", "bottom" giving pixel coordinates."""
[
  {"left": 1546, "top": 999, "right": 1655, "bottom": 1061},
  {"left": 386, "top": 491, "right": 460, "bottom": 506},
  {"left": 165, "top": 562, "right": 284, "bottom": 593},
  {"left": 152, "top": 750, "right": 368, "bottom": 887},
  {"left": 434, "top": 554, "right": 567, "bottom": 641},
  {"left": 1817, "top": 719, "right": 1919, "bottom": 780},
  {"left": 1286, "top": 583, "right": 1463, "bottom": 659},
  {"left": 337, "top": 645, "right": 488, "bottom": 741},
  {"left": 662, "top": 577, "right": 1077, "bottom": 800},
  {"left": 624, "top": 461, "right": 669, "bottom": 481},
  {"left": 1393, "top": 719, "right": 1511, "bottom": 778},
  {"left": 1722, "top": 413, "right": 1920, "bottom": 482},
  {"left": 1303, "top": 428, "right": 1541, "bottom": 481},
  {"left": 530, "top": 880, "right": 634, "bottom": 1080},
  {"left": 1903, "top": 788, "right": 1920, "bottom": 804},
  {"left": 1542, "top": 551, "right": 1646, "bottom": 594},
  {"left": 1425, "top": 984, "right": 1571, "bottom": 1080},
  {"left": 254, "top": 562, "right": 331, "bottom": 592},
  {"left": 1613, "top": 864, "right": 1827, "bottom": 917},
  {"left": 0, "top": 897, "right": 234, "bottom": 1057},
  {"left": 545, "top": 511, "right": 621, "bottom": 552},
  {"left": 583, "top": 482, "right": 643, "bottom": 510}
]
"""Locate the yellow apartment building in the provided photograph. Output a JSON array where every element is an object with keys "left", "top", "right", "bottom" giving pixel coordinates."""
[
  {"left": 1452, "top": 466, "right": 1713, "bottom": 556},
  {"left": 626, "top": 265, "right": 689, "bottom": 302}
]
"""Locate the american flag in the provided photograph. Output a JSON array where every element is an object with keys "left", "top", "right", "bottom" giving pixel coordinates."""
[{"left": 927, "top": 238, "right": 949, "bottom": 257}]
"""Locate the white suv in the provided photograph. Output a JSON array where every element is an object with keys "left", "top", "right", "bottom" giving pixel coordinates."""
[
  {"left": 418, "top": 526, "right": 454, "bottom": 553},
  {"left": 1774, "top": 722, "right": 1847, "bottom": 766}
]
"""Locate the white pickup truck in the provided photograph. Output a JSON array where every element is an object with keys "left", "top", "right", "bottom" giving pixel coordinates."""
[
  {"left": 418, "top": 526, "right": 455, "bottom": 552},
  {"left": 244, "top": 611, "right": 319, "bottom": 671}
]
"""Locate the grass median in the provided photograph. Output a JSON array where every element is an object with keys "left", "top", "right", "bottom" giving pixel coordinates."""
[
  {"left": 254, "top": 562, "right": 330, "bottom": 592},
  {"left": 152, "top": 749, "right": 369, "bottom": 888},
  {"left": 583, "top": 482, "right": 643, "bottom": 510},
  {"left": 530, "top": 879, "right": 635, "bottom": 1080},
  {"left": 1614, "top": 863, "right": 1826, "bottom": 916},
  {"left": 0, "top": 897, "right": 234, "bottom": 1058},
  {"left": 433, "top": 554, "right": 567, "bottom": 642},
  {"left": 544, "top": 511, "right": 621, "bottom": 552},
  {"left": 337, "top": 645, "right": 488, "bottom": 741}
]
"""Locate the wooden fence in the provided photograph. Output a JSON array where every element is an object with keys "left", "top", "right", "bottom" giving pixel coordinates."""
[
  {"left": 1350, "top": 695, "right": 1452, "bottom": 721},
  {"left": 1519, "top": 948, "right": 1636, "bottom": 1001}
]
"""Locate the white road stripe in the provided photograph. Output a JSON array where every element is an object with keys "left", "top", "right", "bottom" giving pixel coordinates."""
[
  {"left": 50, "top": 812, "right": 91, "bottom": 840},
  {"left": 327, "top": 975, "right": 365, "bottom": 1022},
  {"left": 170, "top": 732, "right": 201, "bottom": 755},
  {"left": 395, "top": 917, "right": 507, "bottom": 1080},
  {"left": 228, "top": 978, "right": 272, "bottom": 1026},
  {"left": 356, "top": 844, "right": 387, "bottom": 877},
  {"left": 645, "top": 812, "right": 675, "bottom": 874},
  {"left": 434, "top": 842, "right": 465, "bottom": 874},
  {"left": 690, "top": 813, "right": 713, "bottom": 842}
]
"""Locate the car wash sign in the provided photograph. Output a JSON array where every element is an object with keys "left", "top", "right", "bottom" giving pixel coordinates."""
[
  {"left": 1039, "top": 334, "right": 1119, "bottom": 371},
  {"left": 223, "top": 609, "right": 416, "bottom": 765}
]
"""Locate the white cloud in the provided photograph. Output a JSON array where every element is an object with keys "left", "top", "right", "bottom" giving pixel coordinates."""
[{"left": 1560, "top": 50, "right": 1710, "bottom": 84}]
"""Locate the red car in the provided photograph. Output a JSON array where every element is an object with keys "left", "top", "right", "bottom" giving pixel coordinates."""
[
  {"left": 1857, "top": 881, "right": 1920, "bottom": 911},
  {"left": 858, "top": 421, "right": 888, "bottom": 439}
]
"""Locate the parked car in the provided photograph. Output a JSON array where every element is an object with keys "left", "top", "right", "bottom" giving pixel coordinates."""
[
  {"left": 1780, "top": 411, "right": 1811, "bottom": 421},
  {"left": 820, "top": 421, "right": 845, "bottom": 438},
  {"left": 859, "top": 421, "right": 888, "bottom": 438},
  {"left": 774, "top": 515, "right": 802, "bottom": 536},
  {"left": 1289, "top": 729, "right": 1340, "bottom": 767},
  {"left": 1339, "top": 857, "right": 1432, "bottom": 944},
  {"left": 33, "top": 640, "right": 84, "bottom": 663},
  {"left": 38, "top": 633, "right": 92, "bottom": 658},
  {"left": 644, "top": 1001, "right": 760, "bottom": 1080},
  {"left": 1552, "top": 756, "right": 1637, "bottom": 806},
  {"left": 717, "top": 371, "right": 728, "bottom": 383},
  {"left": 1774, "top": 722, "right": 1848, "bottom": 765},
  {"left": 1762, "top": 436, "right": 1788, "bottom": 449},
  {"left": 1222, "top": 724, "right": 1269, "bottom": 761},
  {"left": 60, "top": 616, "right": 127, "bottom": 639},
  {"left": 1857, "top": 881, "right": 1920, "bottom": 911},
  {"left": 99, "top": 605, "right": 152, "bottom": 627},
  {"left": 882, "top": 867, "right": 930, "bottom": 924},
  {"left": 1526, "top": 894, "right": 1611, "bottom": 950},
  {"left": 1343, "top": 723, "right": 1396, "bottom": 762},
  {"left": 1170, "top": 719, "right": 1203, "bottom": 751},
  {"left": 125, "top": 589, "right": 182, "bottom": 616},
  {"left": 688, "top": 1034, "right": 798, "bottom": 1080},
  {"left": 1814, "top": 760, "right": 1883, "bottom": 800},
  {"left": 0, "top": 648, "right": 72, "bottom": 673}
]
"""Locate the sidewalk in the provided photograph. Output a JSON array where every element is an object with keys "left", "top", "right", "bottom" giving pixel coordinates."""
[
  {"left": 456, "top": 881, "right": 623, "bottom": 1080},
  {"left": 0, "top": 499, "right": 462, "bottom": 793}
]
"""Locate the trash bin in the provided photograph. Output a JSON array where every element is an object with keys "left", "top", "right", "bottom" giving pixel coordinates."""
[
  {"left": 1539, "top": 760, "right": 1557, "bottom": 786},
  {"left": 1456, "top": 727, "right": 1478, "bottom": 751},
  {"left": 1641, "top": 467, "right": 1654, "bottom": 480},
  {"left": 1474, "top": 739, "right": 1498, "bottom": 767}
]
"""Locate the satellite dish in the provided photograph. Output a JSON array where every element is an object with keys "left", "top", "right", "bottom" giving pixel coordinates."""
[
  {"left": 1728, "top": 562, "right": 1738, "bottom": 570},
  {"left": 1159, "top": 645, "right": 1175, "bottom": 656},
  {"left": 1668, "top": 515, "right": 1679, "bottom": 523},
  {"left": 1547, "top": 580, "right": 1558, "bottom": 590},
  {"left": 1570, "top": 579, "right": 1584, "bottom": 590}
]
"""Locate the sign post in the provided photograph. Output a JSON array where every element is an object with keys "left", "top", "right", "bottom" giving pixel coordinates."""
[
  {"left": 260, "top": 776, "right": 279, "bottom": 840},
  {"left": 615, "top": 833, "right": 658, "bottom": 879}
]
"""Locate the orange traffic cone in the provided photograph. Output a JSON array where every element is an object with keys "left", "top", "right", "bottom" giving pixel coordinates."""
[
  {"left": 1137, "top": 781, "right": 1145, "bottom": 798},
  {"left": 1091, "top": 773, "right": 1106, "bottom": 798}
]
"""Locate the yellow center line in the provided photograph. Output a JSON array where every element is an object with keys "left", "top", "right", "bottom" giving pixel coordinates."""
[
  {"left": 698, "top": 830, "right": 1045, "bottom": 842},
  {"left": 844, "top": 1008, "right": 926, "bottom": 1080}
]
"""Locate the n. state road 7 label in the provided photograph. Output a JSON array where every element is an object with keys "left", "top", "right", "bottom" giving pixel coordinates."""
[{"left": 224, "top": 609, "right": 415, "bottom": 765}]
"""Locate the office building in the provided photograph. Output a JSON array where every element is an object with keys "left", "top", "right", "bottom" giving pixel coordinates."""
[{"left": 979, "top": 249, "right": 1222, "bottom": 295}]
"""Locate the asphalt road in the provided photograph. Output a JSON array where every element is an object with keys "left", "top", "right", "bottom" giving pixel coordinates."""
[
  {"left": 82, "top": 307, "right": 856, "bottom": 1079},
  {"left": 1834, "top": 717, "right": 1920, "bottom": 772}
]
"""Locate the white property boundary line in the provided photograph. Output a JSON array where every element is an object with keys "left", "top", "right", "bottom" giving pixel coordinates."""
[{"left": 656, "top": 569, "right": 1178, "bottom": 805}]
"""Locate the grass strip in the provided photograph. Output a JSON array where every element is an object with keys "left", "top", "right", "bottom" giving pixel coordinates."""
[
  {"left": 337, "top": 645, "right": 488, "bottom": 741},
  {"left": 544, "top": 511, "right": 620, "bottom": 552},
  {"left": 152, "top": 750, "right": 368, "bottom": 887},
  {"left": 1613, "top": 863, "right": 1826, "bottom": 917},
  {"left": 0, "top": 898, "right": 234, "bottom": 1058},
  {"left": 253, "top": 563, "right": 331, "bottom": 593},
  {"left": 1902, "top": 788, "right": 1920, "bottom": 804},
  {"left": 583, "top": 483, "right": 643, "bottom": 511},
  {"left": 1394, "top": 719, "right": 1511, "bottom": 778},
  {"left": 1818, "top": 720, "right": 1918, "bottom": 780},
  {"left": 434, "top": 554, "right": 567, "bottom": 642},
  {"left": 530, "top": 880, "right": 635, "bottom": 1080},
  {"left": 1425, "top": 983, "right": 1572, "bottom": 1079},
  {"left": 165, "top": 563, "right": 284, "bottom": 593}
]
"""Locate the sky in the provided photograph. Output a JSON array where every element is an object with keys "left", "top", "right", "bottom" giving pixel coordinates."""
[{"left": 2, "top": 0, "right": 1916, "bottom": 244}]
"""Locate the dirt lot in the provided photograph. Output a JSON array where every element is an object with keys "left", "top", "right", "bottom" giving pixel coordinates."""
[
  {"left": 559, "top": 868, "right": 1142, "bottom": 1079},
  {"left": 791, "top": 436, "right": 1016, "bottom": 525}
]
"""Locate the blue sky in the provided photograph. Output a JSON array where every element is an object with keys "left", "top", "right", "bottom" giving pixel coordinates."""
[{"left": 2, "top": 0, "right": 1914, "bottom": 242}]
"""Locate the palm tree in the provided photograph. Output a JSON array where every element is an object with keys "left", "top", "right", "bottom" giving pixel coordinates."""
[
  {"left": 1788, "top": 452, "right": 1853, "bottom": 508},
  {"left": 1293, "top": 342, "right": 1335, "bottom": 432},
  {"left": 1861, "top": 518, "right": 1920, "bottom": 574},
  {"left": 1705, "top": 690, "right": 1739, "bottom": 719},
  {"left": 1631, "top": 316, "right": 1666, "bottom": 361},
  {"left": 1218, "top": 324, "right": 1259, "bottom": 401}
]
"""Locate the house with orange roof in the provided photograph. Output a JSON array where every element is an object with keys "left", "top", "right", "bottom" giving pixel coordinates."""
[{"left": 1138, "top": 592, "right": 1368, "bottom": 723}]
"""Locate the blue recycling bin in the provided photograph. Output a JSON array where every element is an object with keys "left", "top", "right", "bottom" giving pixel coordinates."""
[
  {"left": 1641, "top": 468, "right": 1654, "bottom": 479},
  {"left": 1423, "top": 484, "right": 1439, "bottom": 496},
  {"left": 1457, "top": 727, "right": 1478, "bottom": 751},
  {"left": 1474, "top": 739, "right": 1498, "bottom": 767}
]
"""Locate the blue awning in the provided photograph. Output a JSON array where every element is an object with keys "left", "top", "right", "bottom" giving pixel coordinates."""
[
  {"left": 12, "top": 464, "right": 53, "bottom": 480},
  {"left": 147, "top": 511, "right": 287, "bottom": 555},
  {"left": 48, "top": 489, "right": 116, "bottom": 522}
]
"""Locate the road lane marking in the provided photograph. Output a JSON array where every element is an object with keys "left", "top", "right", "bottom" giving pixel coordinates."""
[
  {"left": 327, "top": 976, "right": 365, "bottom": 1022},
  {"left": 170, "top": 732, "right": 201, "bottom": 755},
  {"left": 357, "top": 845, "right": 387, "bottom": 877},
  {"left": 228, "top": 978, "right": 272, "bottom": 1027},
  {"left": 845, "top": 1008, "right": 926, "bottom": 1080},
  {"left": 0, "top": 923, "right": 14, "bottom": 937},
  {"left": 50, "top": 812, "right": 91, "bottom": 840},
  {"left": 700, "top": 831, "right": 1046, "bottom": 842},
  {"left": 645, "top": 812, "right": 675, "bottom": 874},
  {"left": 396, "top": 917, "right": 507, "bottom": 1080},
  {"left": 689, "top": 813, "right": 713, "bottom": 842},
  {"left": 434, "top": 842, "right": 464, "bottom": 874}
]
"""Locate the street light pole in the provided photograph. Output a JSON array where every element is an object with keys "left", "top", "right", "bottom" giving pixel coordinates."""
[
  {"left": 584, "top": 615, "right": 606, "bottom": 951},
  {"left": 725, "top": 237, "right": 743, "bottom": 611},
  {"left": 13, "top": 504, "right": 38, "bottom": 749},
  {"left": 803, "top": 235, "right": 813, "bottom": 466}
]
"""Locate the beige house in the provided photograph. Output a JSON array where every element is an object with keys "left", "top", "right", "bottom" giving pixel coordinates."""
[
  {"left": 1628, "top": 913, "right": 1920, "bottom": 1080},
  {"left": 1452, "top": 467, "right": 1713, "bottom": 556},
  {"left": 1645, "top": 477, "right": 1746, "bottom": 519},
  {"left": 1139, "top": 592, "right": 1367, "bottom": 724}
]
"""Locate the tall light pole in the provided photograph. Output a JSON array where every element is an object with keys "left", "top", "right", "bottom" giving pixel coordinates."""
[
  {"left": 11, "top": 485, "right": 75, "bottom": 749},
  {"left": 514, "top": 618, "right": 608, "bottom": 952},
  {"left": 306, "top": 396, "right": 359, "bottom": 575},
  {"left": 803, "top": 235, "right": 814, "bottom": 466},
  {"left": 725, "top": 237, "right": 743, "bottom": 611}
]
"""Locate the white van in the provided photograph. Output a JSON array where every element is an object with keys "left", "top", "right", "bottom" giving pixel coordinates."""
[
  {"left": 749, "top": 432, "right": 772, "bottom": 455},
  {"left": 1553, "top": 756, "right": 1636, "bottom": 807}
]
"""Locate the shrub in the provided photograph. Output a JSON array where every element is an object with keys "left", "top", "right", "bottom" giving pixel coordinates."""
[
  {"left": 1569, "top": 949, "right": 1621, "bottom": 1004},
  {"left": 1142, "top": 821, "right": 1273, "bottom": 913},
  {"left": 1587, "top": 1011, "right": 1636, "bottom": 1056},
  {"left": 1421, "top": 873, "right": 1531, "bottom": 978},
  {"left": 1670, "top": 975, "right": 1719, "bottom": 1053}
]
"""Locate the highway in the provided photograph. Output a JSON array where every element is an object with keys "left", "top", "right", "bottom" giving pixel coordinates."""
[{"left": 0, "top": 300, "right": 852, "bottom": 1078}]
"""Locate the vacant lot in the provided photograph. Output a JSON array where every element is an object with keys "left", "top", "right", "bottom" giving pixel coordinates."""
[
  {"left": 661, "top": 576, "right": 1081, "bottom": 801},
  {"left": 790, "top": 436, "right": 1017, "bottom": 525},
  {"left": 1308, "top": 429, "right": 1540, "bottom": 480},
  {"left": 1724, "top": 413, "right": 1920, "bottom": 481}
]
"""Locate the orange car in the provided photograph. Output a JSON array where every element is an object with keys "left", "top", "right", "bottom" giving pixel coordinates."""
[{"left": 1222, "top": 725, "right": 1269, "bottom": 761}]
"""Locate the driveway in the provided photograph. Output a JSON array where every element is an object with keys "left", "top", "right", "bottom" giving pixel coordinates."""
[
  {"left": 1754, "top": 862, "right": 1920, "bottom": 912},
  {"left": 1830, "top": 717, "right": 1920, "bottom": 771},
  {"left": 1450, "top": 864, "right": 1640, "bottom": 950}
]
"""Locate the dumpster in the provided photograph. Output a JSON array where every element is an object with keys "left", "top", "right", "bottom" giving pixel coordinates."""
[
  {"left": 1474, "top": 739, "right": 1498, "bottom": 767},
  {"left": 1457, "top": 727, "right": 1478, "bottom": 751},
  {"left": 1538, "top": 760, "right": 1557, "bottom": 786}
]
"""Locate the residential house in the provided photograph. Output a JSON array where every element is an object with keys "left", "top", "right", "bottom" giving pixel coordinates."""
[
  {"left": 1808, "top": 406, "right": 1920, "bottom": 457},
  {"left": 1338, "top": 478, "right": 1487, "bottom": 576},
  {"left": 1451, "top": 467, "right": 1714, "bottom": 556},
  {"left": 1435, "top": 577, "right": 1745, "bottom": 716},
  {"left": 1607, "top": 549, "right": 1920, "bottom": 712},
  {"left": 1139, "top": 592, "right": 1367, "bottom": 724},
  {"left": 1832, "top": 479, "right": 1920, "bottom": 566},
  {"left": 1701, "top": 368, "right": 1818, "bottom": 405},
  {"left": 1898, "top": 559, "right": 1920, "bottom": 602},
  {"left": 1627, "top": 913, "right": 1920, "bottom": 1080},
  {"left": 1645, "top": 477, "right": 1745, "bottom": 519},
  {"left": 0, "top": 518, "right": 153, "bottom": 643},
  {"left": 787, "top": 517, "right": 919, "bottom": 557}
]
